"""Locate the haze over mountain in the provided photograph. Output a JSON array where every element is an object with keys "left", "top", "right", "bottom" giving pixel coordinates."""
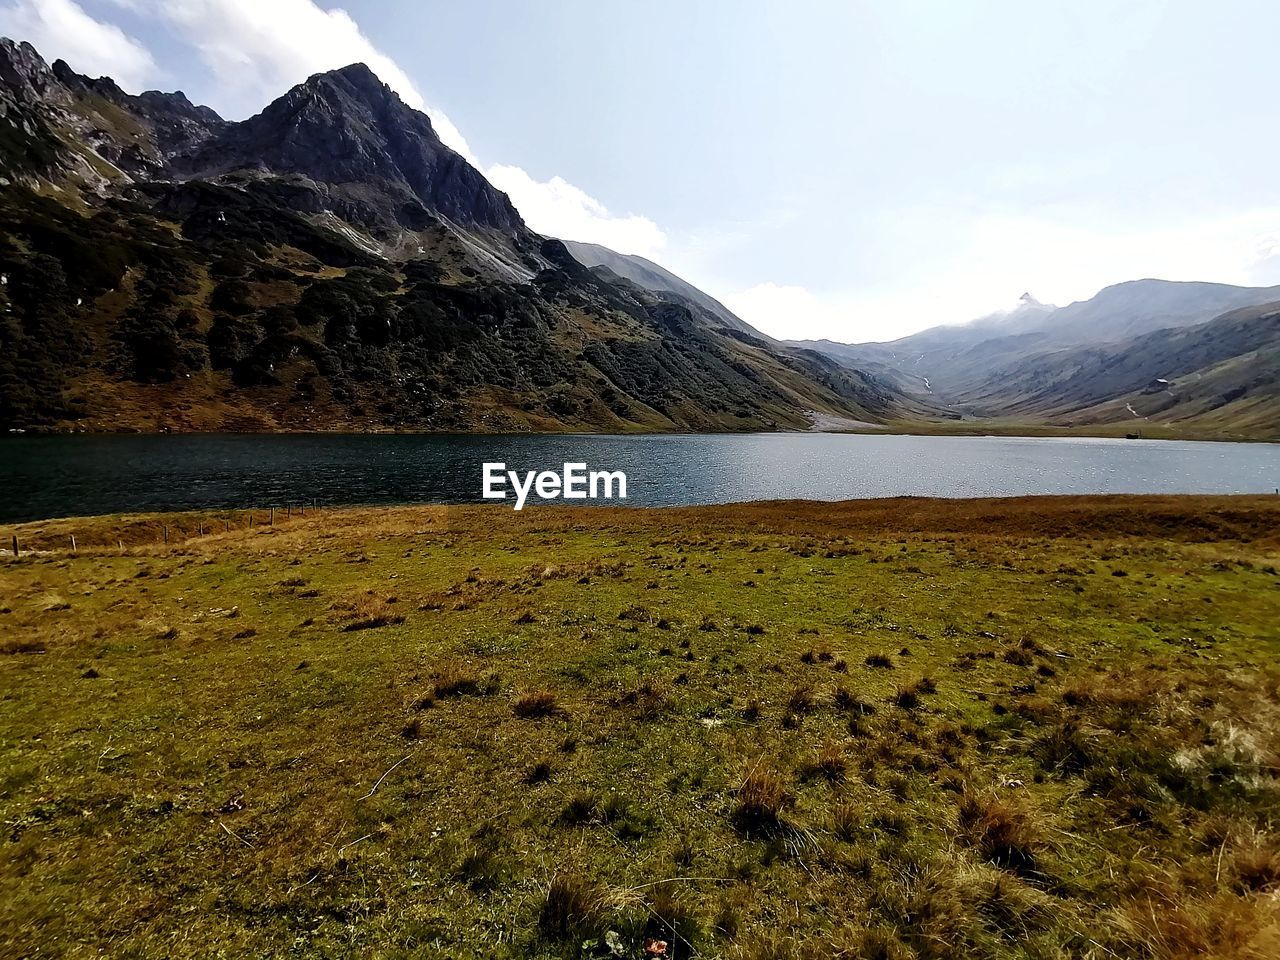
[
  {"left": 0, "top": 39, "right": 921, "bottom": 434},
  {"left": 792, "top": 279, "right": 1280, "bottom": 438},
  {"left": 958, "top": 299, "right": 1280, "bottom": 436}
]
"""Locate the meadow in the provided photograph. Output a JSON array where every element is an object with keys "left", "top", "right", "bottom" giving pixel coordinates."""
[{"left": 2, "top": 496, "right": 1279, "bottom": 959}]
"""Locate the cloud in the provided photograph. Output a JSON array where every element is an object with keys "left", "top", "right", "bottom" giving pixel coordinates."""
[
  {"left": 725, "top": 283, "right": 847, "bottom": 342},
  {"left": 485, "top": 164, "right": 667, "bottom": 257},
  {"left": 0, "top": 0, "right": 157, "bottom": 90},
  {"left": 728, "top": 208, "right": 1280, "bottom": 344},
  {"left": 1250, "top": 234, "right": 1280, "bottom": 286}
]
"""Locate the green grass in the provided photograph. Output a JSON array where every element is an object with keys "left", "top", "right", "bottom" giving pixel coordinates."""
[{"left": 2, "top": 497, "right": 1279, "bottom": 958}]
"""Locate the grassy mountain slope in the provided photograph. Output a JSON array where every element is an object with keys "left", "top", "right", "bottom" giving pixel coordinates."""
[
  {"left": 956, "top": 301, "right": 1280, "bottom": 438},
  {"left": 0, "top": 39, "right": 917, "bottom": 434},
  {"left": 563, "top": 239, "right": 764, "bottom": 338},
  {"left": 795, "top": 281, "right": 1280, "bottom": 401},
  {"left": 0, "top": 183, "right": 912, "bottom": 433}
]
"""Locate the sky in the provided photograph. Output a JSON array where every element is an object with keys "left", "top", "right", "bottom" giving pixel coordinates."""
[{"left": 3, "top": 0, "right": 1279, "bottom": 343}]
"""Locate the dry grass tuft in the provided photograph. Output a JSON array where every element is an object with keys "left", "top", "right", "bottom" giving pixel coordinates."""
[
  {"left": 539, "top": 874, "right": 608, "bottom": 939},
  {"left": 400, "top": 716, "right": 423, "bottom": 740},
  {"left": 1118, "top": 890, "right": 1280, "bottom": 960},
  {"left": 559, "top": 792, "right": 599, "bottom": 825},
  {"left": 1233, "top": 837, "right": 1280, "bottom": 892},
  {"left": 432, "top": 660, "right": 499, "bottom": 698},
  {"left": 832, "top": 802, "right": 863, "bottom": 843},
  {"left": 786, "top": 682, "right": 815, "bottom": 714},
  {"left": 958, "top": 793, "right": 1042, "bottom": 875},
  {"left": 833, "top": 686, "right": 876, "bottom": 715},
  {"left": 513, "top": 689, "right": 560, "bottom": 718},
  {"left": 734, "top": 763, "right": 790, "bottom": 834},
  {"left": 646, "top": 882, "right": 702, "bottom": 951},
  {"left": 618, "top": 679, "right": 668, "bottom": 720},
  {"left": 525, "top": 761, "right": 554, "bottom": 785},
  {"left": 893, "top": 685, "right": 921, "bottom": 710},
  {"left": 1002, "top": 646, "right": 1033, "bottom": 666},
  {"left": 333, "top": 594, "right": 405, "bottom": 631},
  {"left": 814, "top": 741, "right": 848, "bottom": 783},
  {"left": 893, "top": 676, "right": 937, "bottom": 710}
]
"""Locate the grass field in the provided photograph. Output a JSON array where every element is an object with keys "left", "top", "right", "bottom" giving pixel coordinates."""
[{"left": 2, "top": 496, "right": 1279, "bottom": 959}]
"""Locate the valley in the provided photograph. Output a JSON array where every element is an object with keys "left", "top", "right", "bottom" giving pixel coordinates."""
[
  {"left": 794, "top": 282, "right": 1280, "bottom": 441},
  {"left": 3, "top": 36, "right": 1275, "bottom": 443}
]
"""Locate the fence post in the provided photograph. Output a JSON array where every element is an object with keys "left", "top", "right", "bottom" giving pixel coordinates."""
[
  {"left": 11, "top": 535, "right": 17, "bottom": 557},
  {"left": 163, "top": 525, "right": 169, "bottom": 544},
  {"left": 117, "top": 539, "right": 123, "bottom": 551},
  {"left": 270, "top": 507, "right": 275, "bottom": 526},
  {"left": 70, "top": 534, "right": 76, "bottom": 553}
]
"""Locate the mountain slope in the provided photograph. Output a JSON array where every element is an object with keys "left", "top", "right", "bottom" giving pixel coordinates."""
[
  {"left": 563, "top": 240, "right": 765, "bottom": 337},
  {"left": 1019, "top": 280, "right": 1280, "bottom": 344},
  {"left": 795, "top": 281, "right": 1280, "bottom": 399},
  {"left": 0, "top": 39, "right": 916, "bottom": 434},
  {"left": 956, "top": 300, "right": 1280, "bottom": 437}
]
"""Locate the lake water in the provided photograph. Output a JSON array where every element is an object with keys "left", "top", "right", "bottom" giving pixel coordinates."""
[{"left": 1, "top": 433, "right": 1278, "bottom": 523}]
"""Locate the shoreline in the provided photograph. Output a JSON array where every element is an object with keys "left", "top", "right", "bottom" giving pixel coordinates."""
[
  {"left": 6, "top": 493, "right": 1280, "bottom": 550},
  {"left": 5, "top": 422, "right": 1278, "bottom": 444}
]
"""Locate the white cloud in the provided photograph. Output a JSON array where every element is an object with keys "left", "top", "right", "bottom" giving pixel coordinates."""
[
  {"left": 1250, "top": 234, "right": 1280, "bottom": 286},
  {"left": 730, "top": 208, "right": 1280, "bottom": 344},
  {"left": 0, "top": 0, "right": 157, "bottom": 90},
  {"left": 726, "top": 283, "right": 847, "bottom": 342},
  {"left": 485, "top": 164, "right": 667, "bottom": 257}
]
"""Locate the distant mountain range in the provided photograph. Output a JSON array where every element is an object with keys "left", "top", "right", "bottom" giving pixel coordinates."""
[
  {"left": 0, "top": 38, "right": 919, "bottom": 434},
  {"left": 791, "top": 280, "right": 1280, "bottom": 439}
]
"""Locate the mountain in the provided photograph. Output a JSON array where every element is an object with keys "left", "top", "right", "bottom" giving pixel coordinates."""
[
  {"left": 956, "top": 299, "right": 1280, "bottom": 436},
  {"left": 0, "top": 39, "right": 918, "bottom": 434},
  {"left": 794, "top": 280, "right": 1280, "bottom": 400},
  {"left": 0, "top": 38, "right": 227, "bottom": 185},
  {"left": 563, "top": 240, "right": 766, "bottom": 338},
  {"left": 171, "top": 63, "right": 522, "bottom": 237}
]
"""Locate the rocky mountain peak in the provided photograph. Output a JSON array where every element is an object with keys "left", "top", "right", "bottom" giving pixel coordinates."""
[
  {"left": 50, "top": 58, "right": 127, "bottom": 100},
  {"left": 0, "top": 37, "right": 64, "bottom": 105},
  {"left": 0, "top": 40, "right": 518, "bottom": 234},
  {"left": 173, "top": 61, "right": 523, "bottom": 233},
  {"left": 135, "top": 89, "right": 223, "bottom": 125},
  {"left": 326, "top": 62, "right": 391, "bottom": 100},
  {"left": 272, "top": 61, "right": 397, "bottom": 119}
]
